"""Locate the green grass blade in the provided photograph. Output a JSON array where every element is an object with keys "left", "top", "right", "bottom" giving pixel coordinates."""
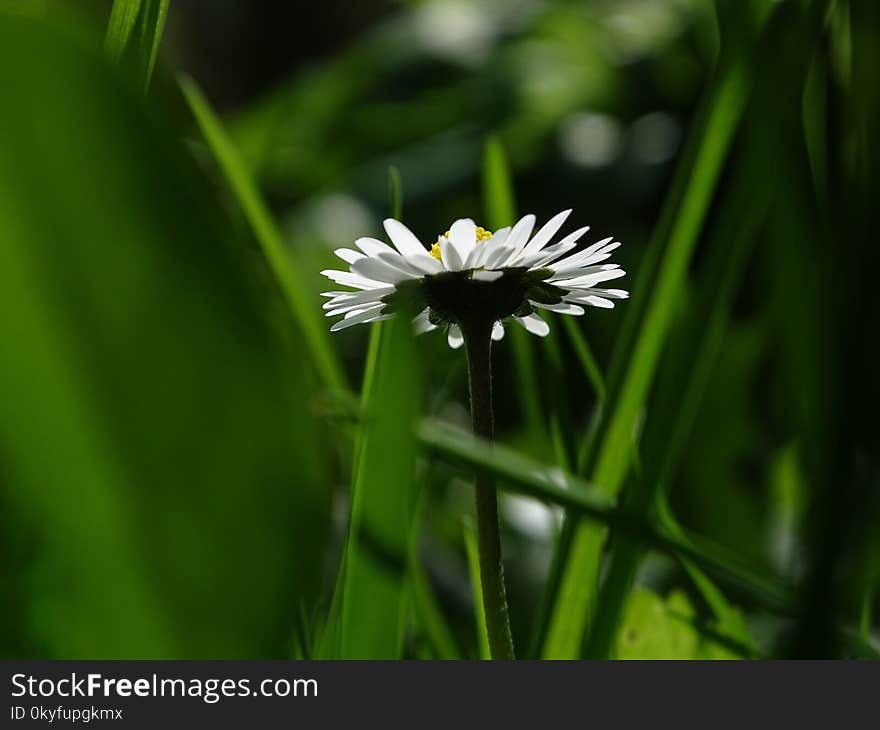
[
  {"left": 1, "top": 13, "right": 331, "bottom": 657},
  {"left": 336, "top": 320, "right": 422, "bottom": 657},
  {"left": 141, "top": 0, "right": 169, "bottom": 89},
  {"left": 104, "top": 0, "right": 141, "bottom": 61},
  {"left": 542, "top": 37, "right": 754, "bottom": 660},
  {"left": 314, "top": 326, "right": 384, "bottom": 659},
  {"left": 326, "top": 169, "right": 422, "bottom": 658},
  {"left": 105, "top": 0, "right": 169, "bottom": 92},
  {"left": 463, "top": 518, "right": 491, "bottom": 660},
  {"left": 180, "top": 76, "right": 345, "bottom": 392},
  {"left": 482, "top": 135, "right": 516, "bottom": 231},
  {"left": 419, "top": 419, "right": 795, "bottom": 617},
  {"left": 585, "top": 145, "right": 771, "bottom": 658},
  {"left": 388, "top": 164, "right": 403, "bottom": 219}
]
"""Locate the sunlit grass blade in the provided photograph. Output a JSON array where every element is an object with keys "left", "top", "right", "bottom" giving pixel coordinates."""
[
  {"left": 388, "top": 164, "right": 403, "bottom": 219},
  {"left": 585, "top": 140, "right": 771, "bottom": 658},
  {"left": 419, "top": 419, "right": 799, "bottom": 618},
  {"left": 333, "top": 320, "right": 422, "bottom": 658},
  {"left": 463, "top": 518, "right": 491, "bottom": 660},
  {"left": 141, "top": 0, "right": 169, "bottom": 89},
  {"left": 105, "top": 0, "right": 169, "bottom": 92},
  {"left": 105, "top": 0, "right": 141, "bottom": 60},
  {"left": 180, "top": 76, "right": 346, "bottom": 392},
  {"left": 542, "top": 22, "right": 758, "bottom": 659},
  {"left": 322, "top": 169, "right": 422, "bottom": 658},
  {"left": 482, "top": 135, "right": 516, "bottom": 230}
]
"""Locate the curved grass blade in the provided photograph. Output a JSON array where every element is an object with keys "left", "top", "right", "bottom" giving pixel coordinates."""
[
  {"left": 333, "top": 319, "right": 422, "bottom": 657},
  {"left": 105, "top": 0, "right": 169, "bottom": 93},
  {"left": 417, "top": 422, "right": 878, "bottom": 658},
  {"left": 542, "top": 22, "right": 757, "bottom": 659},
  {"left": 584, "top": 134, "right": 772, "bottom": 658},
  {"left": 388, "top": 164, "right": 403, "bottom": 219},
  {"left": 1, "top": 13, "right": 330, "bottom": 657},
  {"left": 419, "top": 420, "right": 792, "bottom": 614},
  {"left": 463, "top": 518, "right": 491, "bottom": 660},
  {"left": 180, "top": 76, "right": 346, "bottom": 393},
  {"left": 105, "top": 0, "right": 141, "bottom": 61},
  {"left": 322, "top": 169, "right": 422, "bottom": 658}
]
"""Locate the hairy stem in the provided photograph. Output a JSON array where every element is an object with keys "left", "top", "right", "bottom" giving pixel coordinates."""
[{"left": 461, "top": 319, "right": 515, "bottom": 660}]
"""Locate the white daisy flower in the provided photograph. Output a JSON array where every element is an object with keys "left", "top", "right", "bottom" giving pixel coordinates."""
[{"left": 320, "top": 210, "right": 628, "bottom": 348}]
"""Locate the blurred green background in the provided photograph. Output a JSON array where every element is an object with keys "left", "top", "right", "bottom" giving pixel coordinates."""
[{"left": 1, "top": 0, "right": 877, "bottom": 659}]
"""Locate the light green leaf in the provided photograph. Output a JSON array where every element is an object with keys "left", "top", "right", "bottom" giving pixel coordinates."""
[{"left": 616, "top": 589, "right": 701, "bottom": 660}]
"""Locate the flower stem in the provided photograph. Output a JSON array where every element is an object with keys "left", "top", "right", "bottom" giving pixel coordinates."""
[{"left": 461, "top": 319, "right": 515, "bottom": 660}]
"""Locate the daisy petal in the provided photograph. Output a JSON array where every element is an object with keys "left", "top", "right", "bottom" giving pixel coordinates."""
[
  {"left": 532, "top": 301, "right": 585, "bottom": 315},
  {"left": 556, "top": 268, "right": 627, "bottom": 288},
  {"left": 494, "top": 214, "right": 536, "bottom": 266},
  {"left": 580, "top": 236, "right": 619, "bottom": 259},
  {"left": 376, "top": 251, "right": 430, "bottom": 278},
  {"left": 573, "top": 287, "right": 629, "bottom": 300},
  {"left": 519, "top": 209, "right": 571, "bottom": 260},
  {"left": 447, "top": 325, "right": 464, "bottom": 349},
  {"left": 549, "top": 237, "right": 614, "bottom": 272},
  {"left": 322, "top": 287, "right": 391, "bottom": 309},
  {"left": 329, "top": 305, "right": 386, "bottom": 331},
  {"left": 488, "top": 226, "right": 511, "bottom": 247},
  {"left": 400, "top": 253, "right": 444, "bottom": 275},
  {"left": 325, "top": 302, "right": 382, "bottom": 317},
  {"left": 413, "top": 308, "right": 437, "bottom": 334},
  {"left": 384, "top": 218, "right": 431, "bottom": 259},
  {"left": 354, "top": 237, "right": 396, "bottom": 257},
  {"left": 481, "top": 244, "right": 509, "bottom": 270},
  {"left": 519, "top": 241, "right": 577, "bottom": 269},
  {"left": 468, "top": 225, "right": 511, "bottom": 268},
  {"left": 549, "top": 264, "right": 626, "bottom": 289},
  {"left": 448, "top": 218, "right": 477, "bottom": 264},
  {"left": 335, "top": 248, "right": 366, "bottom": 265},
  {"left": 473, "top": 270, "right": 503, "bottom": 282},
  {"left": 439, "top": 236, "right": 465, "bottom": 271},
  {"left": 564, "top": 294, "right": 615, "bottom": 309},
  {"left": 515, "top": 313, "right": 550, "bottom": 337},
  {"left": 351, "top": 256, "right": 416, "bottom": 284},
  {"left": 491, "top": 321, "right": 505, "bottom": 341},
  {"left": 320, "top": 270, "right": 387, "bottom": 290},
  {"left": 321, "top": 290, "right": 367, "bottom": 298}
]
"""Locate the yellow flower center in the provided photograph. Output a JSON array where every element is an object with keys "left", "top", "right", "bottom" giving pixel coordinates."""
[{"left": 430, "top": 226, "right": 493, "bottom": 261}]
